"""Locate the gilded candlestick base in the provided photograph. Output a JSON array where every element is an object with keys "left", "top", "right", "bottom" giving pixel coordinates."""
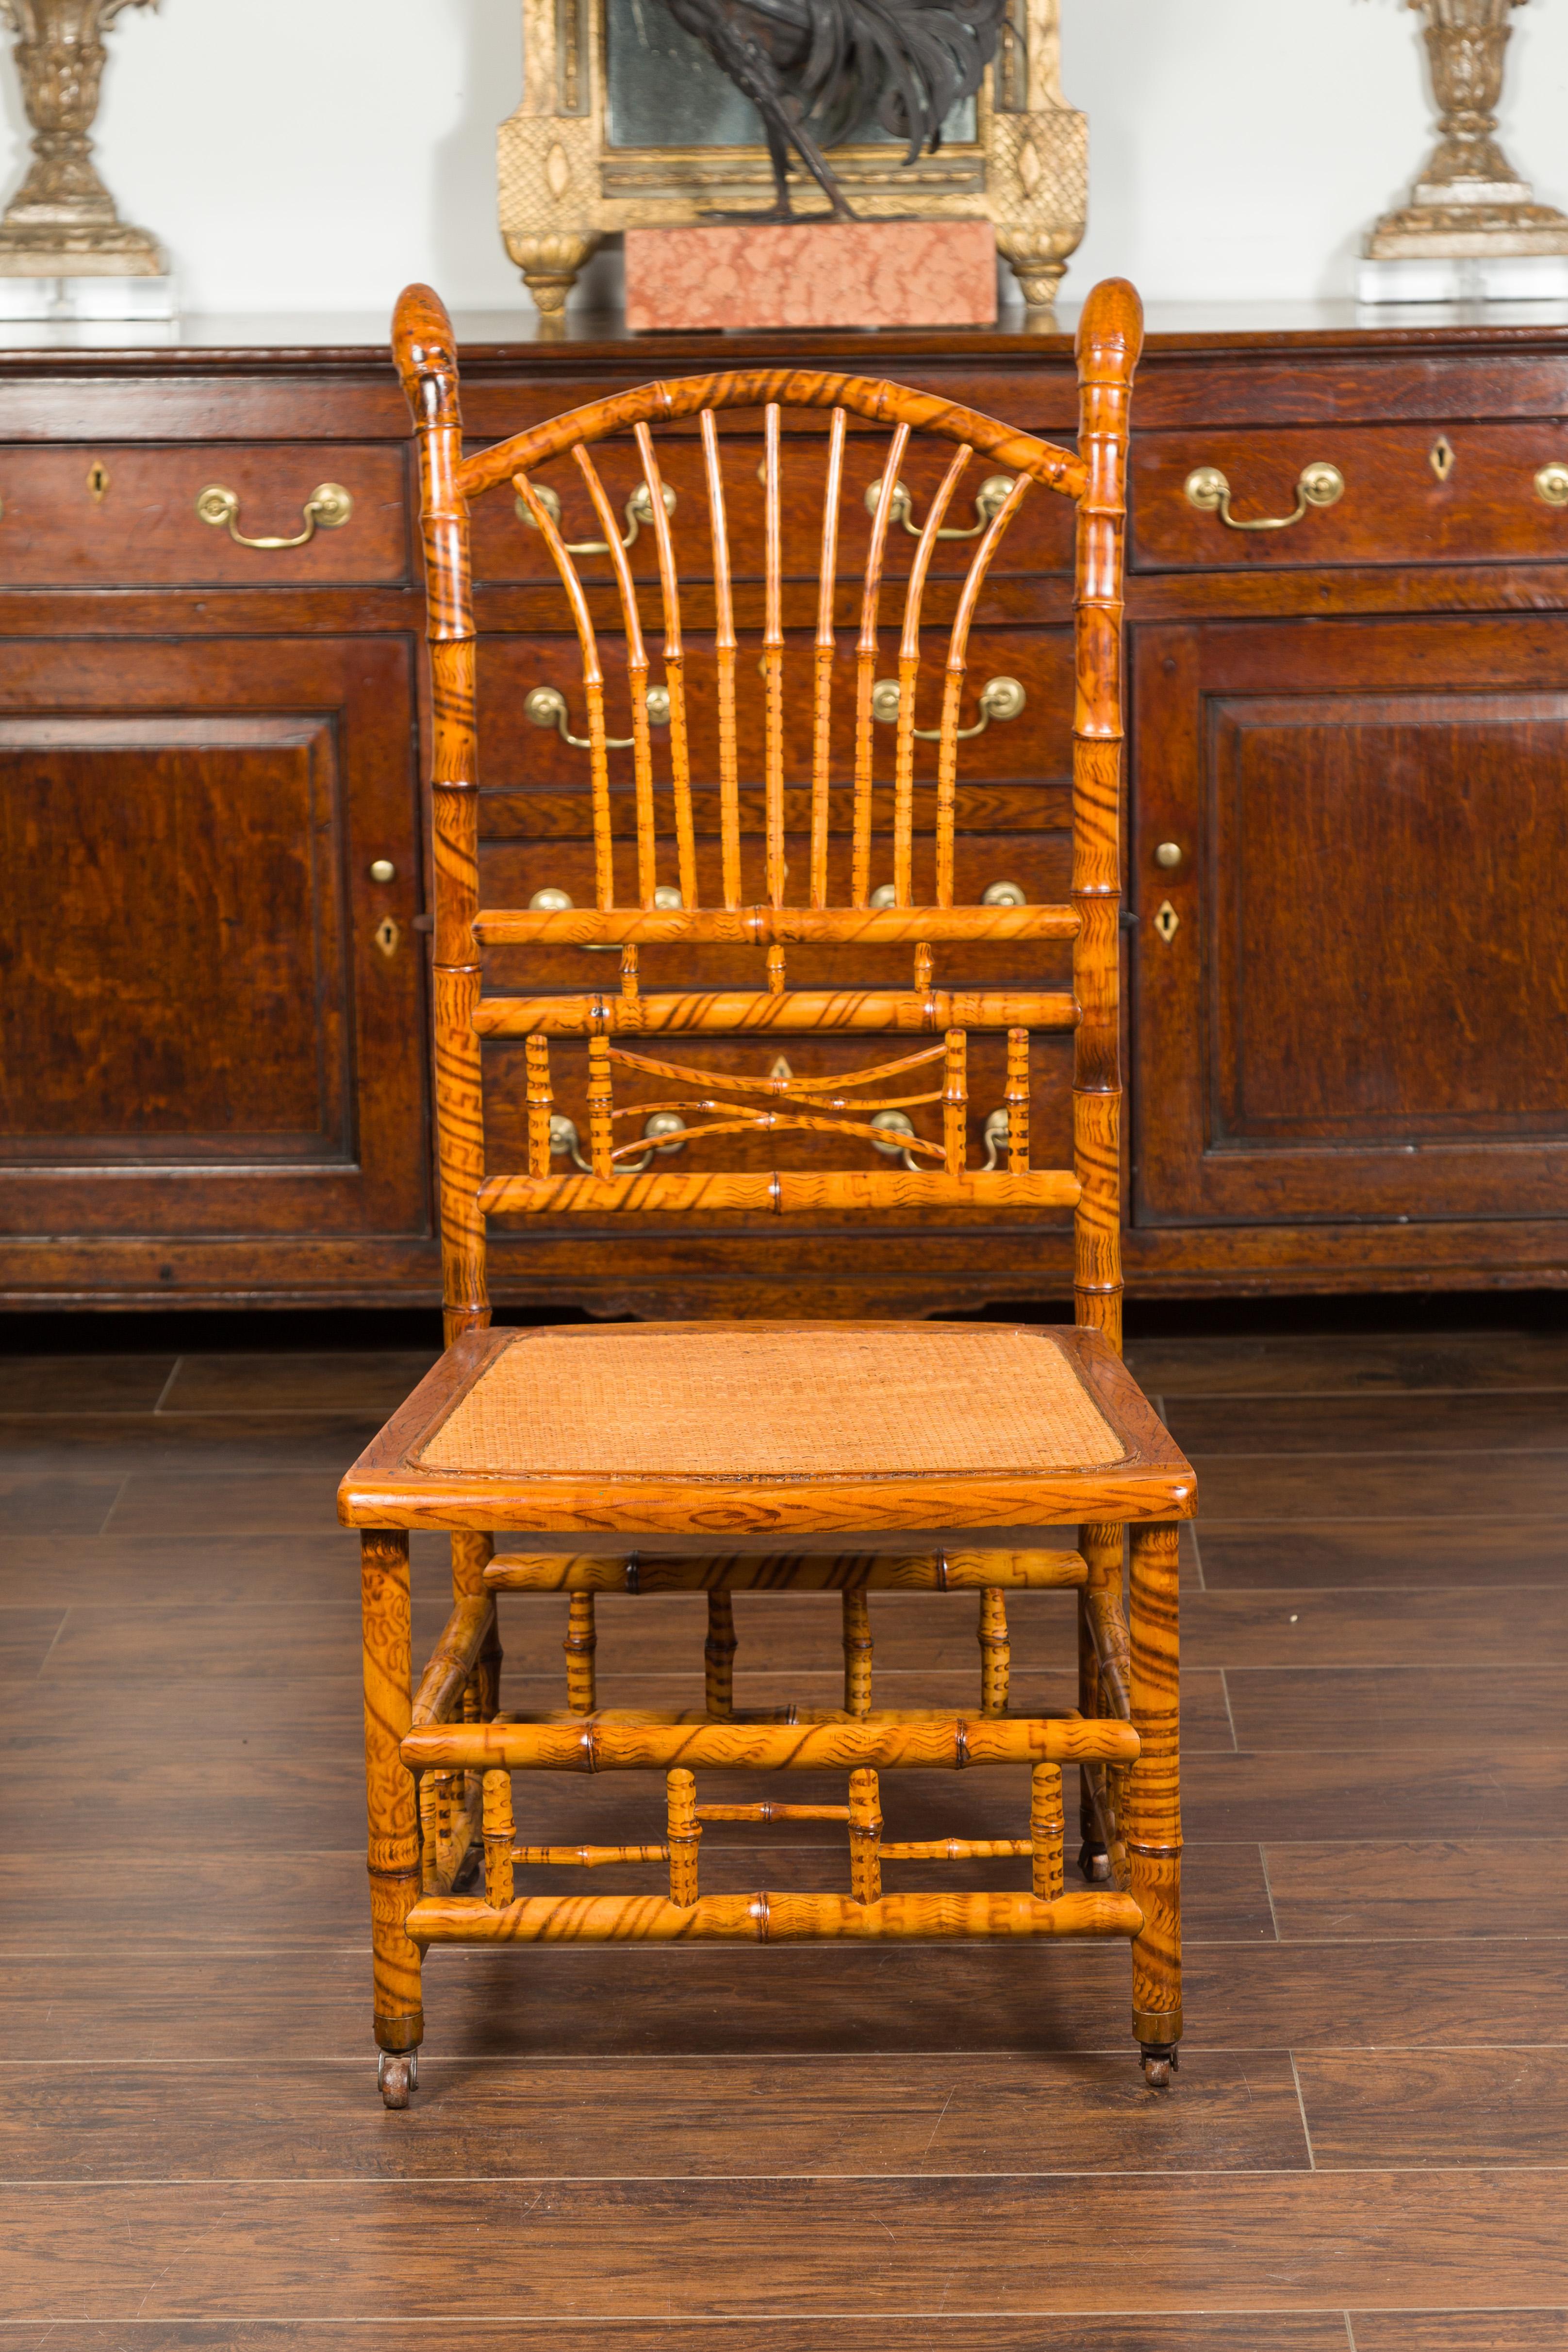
[
  {"left": 1365, "top": 0, "right": 1568, "bottom": 267},
  {"left": 0, "top": 0, "right": 166, "bottom": 281}
]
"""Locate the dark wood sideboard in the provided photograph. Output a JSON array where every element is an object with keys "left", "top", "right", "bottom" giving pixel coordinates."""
[{"left": 2, "top": 304, "right": 1566, "bottom": 1316}]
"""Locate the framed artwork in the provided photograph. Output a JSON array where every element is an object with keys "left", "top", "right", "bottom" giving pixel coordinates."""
[{"left": 497, "top": 0, "right": 1086, "bottom": 315}]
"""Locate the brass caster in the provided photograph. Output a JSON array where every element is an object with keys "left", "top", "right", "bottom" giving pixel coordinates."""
[
  {"left": 1079, "top": 1840, "right": 1111, "bottom": 1885},
  {"left": 378, "top": 2049, "right": 418, "bottom": 2108},
  {"left": 1139, "top": 2043, "right": 1178, "bottom": 2089}
]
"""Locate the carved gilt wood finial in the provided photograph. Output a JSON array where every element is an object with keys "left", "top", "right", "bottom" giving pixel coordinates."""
[{"left": 0, "top": 0, "right": 166, "bottom": 279}]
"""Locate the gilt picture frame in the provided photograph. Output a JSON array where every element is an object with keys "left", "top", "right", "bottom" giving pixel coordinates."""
[{"left": 497, "top": 0, "right": 1086, "bottom": 316}]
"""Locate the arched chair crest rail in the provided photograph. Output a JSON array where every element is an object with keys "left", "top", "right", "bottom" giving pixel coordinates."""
[{"left": 341, "top": 276, "right": 1193, "bottom": 2108}]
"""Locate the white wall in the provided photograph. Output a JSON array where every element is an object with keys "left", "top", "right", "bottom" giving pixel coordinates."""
[{"left": 2, "top": 0, "right": 1566, "bottom": 318}]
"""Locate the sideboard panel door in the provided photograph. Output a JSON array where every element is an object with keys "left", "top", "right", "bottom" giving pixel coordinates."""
[
  {"left": 1133, "top": 615, "right": 1568, "bottom": 1229},
  {"left": 0, "top": 636, "right": 429, "bottom": 1245}
]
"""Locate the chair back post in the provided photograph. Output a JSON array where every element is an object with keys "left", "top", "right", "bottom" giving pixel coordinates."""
[
  {"left": 395, "top": 284, "right": 490, "bottom": 1347},
  {"left": 1070, "top": 280, "right": 1144, "bottom": 1355}
]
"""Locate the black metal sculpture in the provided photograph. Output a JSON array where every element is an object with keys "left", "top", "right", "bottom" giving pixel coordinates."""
[{"left": 661, "top": 0, "right": 1011, "bottom": 221}]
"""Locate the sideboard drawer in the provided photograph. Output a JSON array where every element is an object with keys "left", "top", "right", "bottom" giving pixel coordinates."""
[
  {"left": 0, "top": 444, "right": 408, "bottom": 585},
  {"left": 477, "top": 624, "right": 1072, "bottom": 795},
  {"left": 478, "top": 827, "right": 1073, "bottom": 994},
  {"left": 469, "top": 426, "right": 1075, "bottom": 587},
  {"left": 1131, "top": 423, "right": 1568, "bottom": 571}
]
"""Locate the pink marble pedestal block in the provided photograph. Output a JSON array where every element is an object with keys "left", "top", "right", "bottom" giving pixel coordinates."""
[{"left": 624, "top": 219, "right": 997, "bottom": 332}]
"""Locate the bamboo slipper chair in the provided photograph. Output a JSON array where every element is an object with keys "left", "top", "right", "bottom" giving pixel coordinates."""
[{"left": 340, "top": 275, "right": 1193, "bottom": 2108}]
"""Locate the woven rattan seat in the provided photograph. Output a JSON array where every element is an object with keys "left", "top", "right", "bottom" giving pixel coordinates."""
[
  {"left": 341, "top": 277, "right": 1193, "bottom": 2114},
  {"left": 415, "top": 1326, "right": 1126, "bottom": 1480}
]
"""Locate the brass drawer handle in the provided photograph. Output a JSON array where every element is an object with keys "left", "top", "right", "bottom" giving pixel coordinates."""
[
  {"left": 1537, "top": 463, "right": 1568, "bottom": 509},
  {"left": 195, "top": 481, "right": 352, "bottom": 548},
  {"left": 863, "top": 472, "right": 1017, "bottom": 541},
  {"left": 525, "top": 683, "right": 670, "bottom": 747},
  {"left": 551, "top": 1110, "right": 686, "bottom": 1171},
  {"left": 517, "top": 479, "right": 676, "bottom": 554},
  {"left": 870, "top": 1110, "right": 922, "bottom": 1171},
  {"left": 871, "top": 675, "right": 1025, "bottom": 738},
  {"left": 1184, "top": 461, "right": 1344, "bottom": 532},
  {"left": 529, "top": 882, "right": 683, "bottom": 951},
  {"left": 868, "top": 878, "right": 1026, "bottom": 910}
]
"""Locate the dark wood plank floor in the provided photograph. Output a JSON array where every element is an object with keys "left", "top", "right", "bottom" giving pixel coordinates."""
[{"left": 1, "top": 1325, "right": 1565, "bottom": 2348}]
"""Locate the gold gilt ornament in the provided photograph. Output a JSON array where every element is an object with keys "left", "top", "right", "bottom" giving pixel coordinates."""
[
  {"left": 497, "top": 0, "right": 1086, "bottom": 317},
  {"left": 1367, "top": 0, "right": 1568, "bottom": 265},
  {"left": 0, "top": 0, "right": 165, "bottom": 278}
]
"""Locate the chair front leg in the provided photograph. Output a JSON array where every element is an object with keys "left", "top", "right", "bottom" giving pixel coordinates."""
[
  {"left": 1127, "top": 1519, "right": 1182, "bottom": 2086},
  {"left": 361, "top": 1528, "right": 423, "bottom": 2106}
]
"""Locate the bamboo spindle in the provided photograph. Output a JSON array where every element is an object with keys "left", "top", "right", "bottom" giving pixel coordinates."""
[
  {"left": 634, "top": 420, "right": 697, "bottom": 909},
  {"left": 1071, "top": 278, "right": 1142, "bottom": 1356},
  {"left": 514, "top": 471, "right": 615, "bottom": 913},
  {"left": 483, "top": 1769, "right": 515, "bottom": 1908},
  {"left": 944, "top": 1028, "right": 968, "bottom": 1176},
  {"left": 705, "top": 1590, "right": 737, "bottom": 1718},
  {"left": 842, "top": 1590, "right": 873, "bottom": 1717},
  {"left": 587, "top": 1034, "right": 614, "bottom": 1179},
  {"left": 934, "top": 469, "right": 1030, "bottom": 911},
  {"left": 513, "top": 1843, "right": 669, "bottom": 1867},
  {"left": 419, "top": 1767, "right": 438, "bottom": 1894},
  {"left": 697, "top": 1802, "right": 849, "bottom": 1823},
  {"left": 449, "top": 1533, "right": 496, "bottom": 1756},
  {"left": 894, "top": 443, "right": 970, "bottom": 907},
  {"left": 526, "top": 1035, "right": 553, "bottom": 1176},
  {"left": 762, "top": 401, "right": 785, "bottom": 908},
  {"left": 978, "top": 1587, "right": 1010, "bottom": 1715},
  {"left": 879, "top": 1837, "right": 1033, "bottom": 1861},
  {"left": 848, "top": 1768, "right": 882, "bottom": 1904},
  {"left": 575, "top": 443, "right": 655, "bottom": 907},
  {"left": 461, "top": 1667, "right": 482, "bottom": 1832},
  {"left": 405, "top": 1713, "right": 1140, "bottom": 1775},
  {"left": 433, "top": 1769, "right": 456, "bottom": 1889},
  {"left": 853, "top": 422, "right": 910, "bottom": 908},
  {"left": 701, "top": 409, "right": 742, "bottom": 911},
  {"left": 811, "top": 407, "right": 847, "bottom": 909},
  {"left": 667, "top": 1768, "right": 701, "bottom": 1905},
  {"left": 1031, "top": 1762, "right": 1065, "bottom": 1903},
  {"left": 393, "top": 290, "right": 486, "bottom": 1348},
  {"left": 564, "top": 1592, "right": 597, "bottom": 1714},
  {"left": 1006, "top": 1028, "right": 1030, "bottom": 1172},
  {"left": 413, "top": 1887, "right": 1142, "bottom": 1947}
]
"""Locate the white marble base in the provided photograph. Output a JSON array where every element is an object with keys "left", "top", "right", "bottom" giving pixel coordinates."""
[
  {"left": 0, "top": 274, "right": 179, "bottom": 321},
  {"left": 1358, "top": 253, "right": 1568, "bottom": 305}
]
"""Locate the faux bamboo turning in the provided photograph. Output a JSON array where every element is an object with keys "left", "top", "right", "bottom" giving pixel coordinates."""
[{"left": 349, "top": 275, "right": 1190, "bottom": 2110}]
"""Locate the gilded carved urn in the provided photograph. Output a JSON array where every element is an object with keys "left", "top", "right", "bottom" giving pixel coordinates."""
[
  {"left": 1367, "top": 0, "right": 1568, "bottom": 263},
  {"left": 0, "top": 0, "right": 165, "bottom": 276}
]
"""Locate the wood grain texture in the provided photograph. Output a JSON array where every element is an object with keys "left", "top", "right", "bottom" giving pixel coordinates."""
[
  {"left": 2, "top": 2173, "right": 1565, "bottom": 2319},
  {"left": 0, "top": 2049, "right": 1309, "bottom": 2181},
  {"left": 0, "top": 2325, "right": 1371, "bottom": 2352}
]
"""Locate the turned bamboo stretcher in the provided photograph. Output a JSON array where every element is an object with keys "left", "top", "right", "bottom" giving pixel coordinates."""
[{"left": 341, "top": 274, "right": 1191, "bottom": 2109}]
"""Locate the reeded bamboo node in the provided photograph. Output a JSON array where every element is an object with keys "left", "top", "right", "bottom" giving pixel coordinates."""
[{"left": 416, "top": 1325, "right": 1126, "bottom": 1480}]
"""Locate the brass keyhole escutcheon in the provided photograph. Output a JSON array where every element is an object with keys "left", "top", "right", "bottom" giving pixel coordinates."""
[
  {"left": 1429, "top": 436, "right": 1455, "bottom": 484},
  {"left": 87, "top": 459, "right": 111, "bottom": 503},
  {"left": 1153, "top": 900, "right": 1180, "bottom": 945},
  {"left": 373, "top": 916, "right": 401, "bottom": 960}
]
